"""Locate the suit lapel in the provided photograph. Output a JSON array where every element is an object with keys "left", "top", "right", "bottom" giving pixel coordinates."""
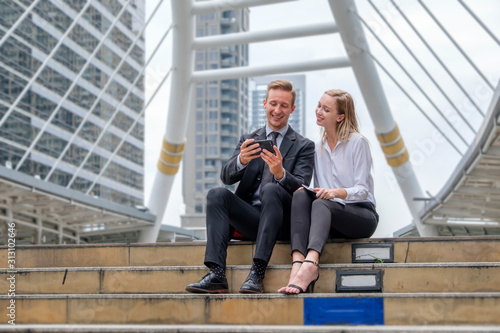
[
  {"left": 279, "top": 127, "right": 296, "bottom": 158},
  {"left": 255, "top": 127, "right": 267, "bottom": 140}
]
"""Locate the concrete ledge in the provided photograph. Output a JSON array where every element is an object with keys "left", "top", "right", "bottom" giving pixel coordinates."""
[
  {"left": 1, "top": 293, "right": 500, "bottom": 326},
  {"left": 3, "top": 236, "right": 500, "bottom": 268},
  {"left": 2, "top": 263, "right": 500, "bottom": 294},
  {"left": 2, "top": 324, "right": 500, "bottom": 332}
]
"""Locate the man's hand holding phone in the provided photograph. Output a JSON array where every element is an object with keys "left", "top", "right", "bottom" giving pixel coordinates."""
[
  {"left": 240, "top": 139, "right": 277, "bottom": 165},
  {"left": 239, "top": 139, "right": 283, "bottom": 179},
  {"left": 251, "top": 139, "right": 275, "bottom": 156},
  {"left": 239, "top": 139, "right": 259, "bottom": 165}
]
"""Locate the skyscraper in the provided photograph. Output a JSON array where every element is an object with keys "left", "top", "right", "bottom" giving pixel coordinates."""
[
  {"left": 0, "top": 0, "right": 148, "bottom": 243},
  {"left": 250, "top": 74, "right": 306, "bottom": 136},
  {"left": 181, "top": 7, "right": 249, "bottom": 236}
]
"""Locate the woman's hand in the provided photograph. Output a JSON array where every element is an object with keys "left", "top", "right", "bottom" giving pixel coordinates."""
[{"left": 316, "top": 188, "right": 347, "bottom": 200}]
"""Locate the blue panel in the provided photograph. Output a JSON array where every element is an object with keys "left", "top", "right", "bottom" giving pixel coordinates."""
[{"left": 304, "top": 297, "right": 384, "bottom": 325}]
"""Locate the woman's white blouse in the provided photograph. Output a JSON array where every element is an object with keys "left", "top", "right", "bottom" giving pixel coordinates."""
[{"left": 313, "top": 133, "right": 376, "bottom": 206}]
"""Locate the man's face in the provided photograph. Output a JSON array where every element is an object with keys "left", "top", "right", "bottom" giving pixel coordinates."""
[{"left": 263, "top": 89, "right": 295, "bottom": 131}]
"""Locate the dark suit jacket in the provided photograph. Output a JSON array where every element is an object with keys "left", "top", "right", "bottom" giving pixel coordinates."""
[{"left": 220, "top": 126, "right": 315, "bottom": 204}]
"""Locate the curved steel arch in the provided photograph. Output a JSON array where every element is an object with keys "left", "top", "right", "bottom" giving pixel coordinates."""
[{"left": 139, "top": 0, "right": 437, "bottom": 242}]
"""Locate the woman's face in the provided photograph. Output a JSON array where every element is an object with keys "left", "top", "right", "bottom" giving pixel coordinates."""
[{"left": 315, "top": 94, "right": 345, "bottom": 128}]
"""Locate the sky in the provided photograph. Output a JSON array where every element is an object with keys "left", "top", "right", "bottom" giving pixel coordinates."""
[{"left": 143, "top": 0, "right": 499, "bottom": 238}]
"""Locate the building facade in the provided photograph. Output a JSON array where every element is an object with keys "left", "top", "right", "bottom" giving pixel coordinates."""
[
  {"left": 250, "top": 74, "right": 306, "bottom": 136},
  {"left": 0, "top": 0, "right": 146, "bottom": 210},
  {"left": 181, "top": 7, "right": 249, "bottom": 234}
]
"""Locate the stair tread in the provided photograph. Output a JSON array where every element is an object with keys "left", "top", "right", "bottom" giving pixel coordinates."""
[
  {"left": 3, "top": 261, "right": 500, "bottom": 272},
  {"left": 6, "top": 235, "right": 500, "bottom": 248},
  {"left": 5, "top": 236, "right": 500, "bottom": 269},
  {"left": 2, "top": 324, "right": 500, "bottom": 332},
  {"left": 6, "top": 292, "right": 500, "bottom": 326},
  {"left": 6, "top": 292, "right": 500, "bottom": 299}
]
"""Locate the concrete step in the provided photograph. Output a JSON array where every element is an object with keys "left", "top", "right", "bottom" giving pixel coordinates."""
[
  {"left": 2, "top": 262, "right": 499, "bottom": 294},
  {"left": 2, "top": 293, "right": 500, "bottom": 326},
  {"left": 4, "top": 236, "right": 500, "bottom": 268},
  {"left": 2, "top": 324, "right": 500, "bottom": 332}
]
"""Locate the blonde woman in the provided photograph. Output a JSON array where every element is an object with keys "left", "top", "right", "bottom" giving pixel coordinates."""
[{"left": 278, "top": 89, "right": 378, "bottom": 294}]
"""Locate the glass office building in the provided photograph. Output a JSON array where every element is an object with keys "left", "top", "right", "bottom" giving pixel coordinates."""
[
  {"left": 0, "top": 0, "right": 146, "bottom": 208},
  {"left": 181, "top": 7, "right": 249, "bottom": 235}
]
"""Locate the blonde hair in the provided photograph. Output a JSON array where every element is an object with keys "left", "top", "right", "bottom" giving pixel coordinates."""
[
  {"left": 266, "top": 80, "right": 296, "bottom": 107},
  {"left": 322, "top": 89, "right": 359, "bottom": 142}
]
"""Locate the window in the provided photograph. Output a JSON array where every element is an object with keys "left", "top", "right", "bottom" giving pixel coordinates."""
[
  {"left": 205, "top": 159, "right": 217, "bottom": 167},
  {"left": 207, "top": 146, "right": 218, "bottom": 155},
  {"left": 209, "top": 52, "right": 218, "bottom": 61},
  {"left": 205, "top": 183, "right": 217, "bottom": 190},
  {"left": 195, "top": 204, "right": 203, "bottom": 213},
  {"left": 207, "top": 135, "right": 218, "bottom": 143},
  {"left": 208, "top": 87, "right": 218, "bottom": 97},
  {"left": 205, "top": 171, "right": 217, "bottom": 179}
]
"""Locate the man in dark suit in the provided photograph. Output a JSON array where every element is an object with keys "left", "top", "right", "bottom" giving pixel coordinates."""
[{"left": 186, "top": 80, "right": 315, "bottom": 294}]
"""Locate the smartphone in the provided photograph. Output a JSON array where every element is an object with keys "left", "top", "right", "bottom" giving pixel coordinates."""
[
  {"left": 251, "top": 139, "right": 275, "bottom": 155},
  {"left": 301, "top": 184, "right": 346, "bottom": 205},
  {"left": 302, "top": 184, "right": 317, "bottom": 193}
]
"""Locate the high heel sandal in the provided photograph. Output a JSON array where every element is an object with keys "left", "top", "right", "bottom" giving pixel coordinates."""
[
  {"left": 283, "top": 259, "right": 320, "bottom": 294},
  {"left": 278, "top": 261, "right": 303, "bottom": 294}
]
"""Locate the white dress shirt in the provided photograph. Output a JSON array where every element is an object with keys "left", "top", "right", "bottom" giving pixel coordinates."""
[{"left": 314, "top": 132, "right": 376, "bottom": 206}]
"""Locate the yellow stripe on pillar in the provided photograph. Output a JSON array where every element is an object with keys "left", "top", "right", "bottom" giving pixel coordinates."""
[
  {"left": 376, "top": 124, "right": 401, "bottom": 144},
  {"left": 376, "top": 124, "right": 410, "bottom": 167},
  {"left": 380, "top": 136, "right": 405, "bottom": 156},
  {"left": 386, "top": 149, "right": 409, "bottom": 167},
  {"left": 157, "top": 138, "right": 185, "bottom": 175}
]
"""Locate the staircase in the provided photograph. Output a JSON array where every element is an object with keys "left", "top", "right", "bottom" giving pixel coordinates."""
[{"left": 1, "top": 236, "right": 500, "bottom": 332}]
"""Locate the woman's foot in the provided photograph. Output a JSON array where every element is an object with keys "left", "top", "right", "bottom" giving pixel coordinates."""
[
  {"left": 277, "top": 261, "right": 302, "bottom": 293},
  {"left": 282, "top": 259, "right": 319, "bottom": 294}
]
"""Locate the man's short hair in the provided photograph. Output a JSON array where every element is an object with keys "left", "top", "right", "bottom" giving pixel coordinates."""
[{"left": 266, "top": 80, "right": 296, "bottom": 107}]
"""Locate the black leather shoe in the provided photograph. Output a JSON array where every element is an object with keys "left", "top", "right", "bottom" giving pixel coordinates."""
[
  {"left": 185, "top": 272, "right": 229, "bottom": 294},
  {"left": 239, "top": 270, "right": 264, "bottom": 294}
]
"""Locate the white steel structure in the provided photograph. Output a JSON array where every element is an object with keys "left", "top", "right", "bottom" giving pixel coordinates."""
[
  {"left": 141, "top": 0, "right": 500, "bottom": 242},
  {"left": 180, "top": 7, "right": 249, "bottom": 236}
]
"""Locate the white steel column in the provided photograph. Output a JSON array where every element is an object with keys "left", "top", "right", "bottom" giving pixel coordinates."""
[
  {"left": 329, "top": 0, "right": 438, "bottom": 236},
  {"left": 139, "top": 0, "right": 195, "bottom": 242}
]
